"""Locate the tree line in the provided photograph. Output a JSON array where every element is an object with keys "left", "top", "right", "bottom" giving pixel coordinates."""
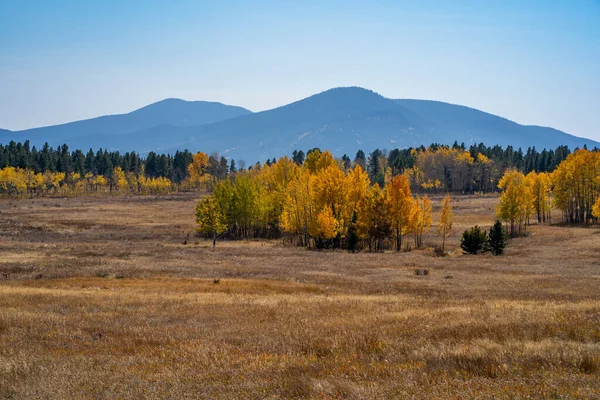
[
  {"left": 0, "top": 140, "right": 231, "bottom": 183},
  {"left": 0, "top": 140, "right": 581, "bottom": 192},
  {"left": 0, "top": 166, "right": 173, "bottom": 197},
  {"left": 196, "top": 147, "right": 600, "bottom": 251},
  {"left": 293, "top": 143, "right": 576, "bottom": 193},
  {"left": 496, "top": 148, "right": 600, "bottom": 232}
]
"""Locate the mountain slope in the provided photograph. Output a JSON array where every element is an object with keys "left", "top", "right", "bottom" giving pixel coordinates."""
[
  {"left": 7, "top": 99, "right": 252, "bottom": 148},
  {"left": 3, "top": 87, "right": 598, "bottom": 161},
  {"left": 123, "top": 87, "right": 598, "bottom": 161},
  {"left": 87, "top": 87, "right": 426, "bottom": 157},
  {"left": 394, "top": 99, "right": 593, "bottom": 149}
]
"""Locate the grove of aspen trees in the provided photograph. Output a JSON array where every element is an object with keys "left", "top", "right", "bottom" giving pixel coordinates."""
[{"left": 1, "top": 141, "right": 599, "bottom": 247}]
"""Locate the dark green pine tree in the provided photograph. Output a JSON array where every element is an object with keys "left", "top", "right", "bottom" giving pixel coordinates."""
[
  {"left": 460, "top": 225, "right": 487, "bottom": 254},
  {"left": 488, "top": 220, "right": 508, "bottom": 255}
]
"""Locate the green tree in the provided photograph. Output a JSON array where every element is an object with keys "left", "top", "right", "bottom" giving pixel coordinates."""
[
  {"left": 460, "top": 225, "right": 487, "bottom": 254},
  {"left": 488, "top": 220, "right": 507, "bottom": 255}
]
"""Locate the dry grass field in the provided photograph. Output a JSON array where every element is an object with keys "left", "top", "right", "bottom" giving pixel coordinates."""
[{"left": 0, "top": 193, "right": 599, "bottom": 399}]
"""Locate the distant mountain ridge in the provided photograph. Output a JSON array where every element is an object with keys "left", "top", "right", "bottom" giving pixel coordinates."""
[
  {"left": 2, "top": 87, "right": 598, "bottom": 162},
  {"left": 4, "top": 99, "right": 252, "bottom": 150}
]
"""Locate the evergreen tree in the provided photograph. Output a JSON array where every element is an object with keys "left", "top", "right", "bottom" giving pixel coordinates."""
[
  {"left": 488, "top": 220, "right": 507, "bottom": 255},
  {"left": 460, "top": 225, "right": 487, "bottom": 254}
]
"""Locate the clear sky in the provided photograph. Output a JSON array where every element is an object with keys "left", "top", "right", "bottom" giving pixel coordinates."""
[{"left": 1, "top": 0, "right": 599, "bottom": 140}]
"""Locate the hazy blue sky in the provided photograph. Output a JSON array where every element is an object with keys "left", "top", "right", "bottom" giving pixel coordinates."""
[{"left": 1, "top": 0, "right": 599, "bottom": 140}]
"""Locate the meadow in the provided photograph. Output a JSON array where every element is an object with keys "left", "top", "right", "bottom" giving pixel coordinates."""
[{"left": 0, "top": 193, "right": 599, "bottom": 399}]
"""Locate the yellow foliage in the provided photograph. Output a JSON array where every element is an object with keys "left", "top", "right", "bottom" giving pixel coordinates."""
[
  {"left": 309, "top": 206, "right": 340, "bottom": 239},
  {"left": 187, "top": 152, "right": 210, "bottom": 188},
  {"left": 551, "top": 149, "right": 600, "bottom": 223},
  {"left": 497, "top": 169, "right": 534, "bottom": 236},
  {"left": 385, "top": 174, "right": 415, "bottom": 250},
  {"left": 592, "top": 197, "right": 600, "bottom": 219},
  {"left": 113, "top": 166, "right": 128, "bottom": 193}
]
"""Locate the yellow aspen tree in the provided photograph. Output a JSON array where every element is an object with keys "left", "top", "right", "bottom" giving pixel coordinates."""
[
  {"left": 93, "top": 175, "right": 107, "bottom": 193},
  {"left": 344, "top": 165, "right": 371, "bottom": 246},
  {"left": 592, "top": 197, "right": 600, "bottom": 220},
  {"left": 385, "top": 174, "right": 415, "bottom": 251},
  {"left": 84, "top": 172, "right": 94, "bottom": 192},
  {"left": 51, "top": 172, "right": 66, "bottom": 195},
  {"left": 187, "top": 151, "right": 210, "bottom": 189},
  {"left": 303, "top": 149, "right": 322, "bottom": 173},
  {"left": 112, "top": 166, "right": 128, "bottom": 193},
  {"left": 437, "top": 194, "right": 453, "bottom": 253},
  {"left": 281, "top": 169, "right": 315, "bottom": 244},
  {"left": 412, "top": 195, "right": 432, "bottom": 248},
  {"left": 309, "top": 206, "right": 340, "bottom": 243},
  {"left": 552, "top": 149, "right": 600, "bottom": 223},
  {"left": 356, "top": 184, "right": 391, "bottom": 252},
  {"left": 498, "top": 169, "right": 534, "bottom": 236},
  {"left": 25, "top": 169, "right": 44, "bottom": 196},
  {"left": 312, "top": 164, "right": 347, "bottom": 236},
  {"left": 526, "top": 171, "right": 552, "bottom": 223},
  {"left": 195, "top": 196, "right": 227, "bottom": 248}
]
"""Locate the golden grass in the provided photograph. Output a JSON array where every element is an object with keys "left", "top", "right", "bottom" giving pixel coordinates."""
[{"left": 0, "top": 193, "right": 599, "bottom": 399}]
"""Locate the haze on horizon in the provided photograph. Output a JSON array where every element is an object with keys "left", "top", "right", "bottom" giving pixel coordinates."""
[{"left": 1, "top": 0, "right": 599, "bottom": 141}]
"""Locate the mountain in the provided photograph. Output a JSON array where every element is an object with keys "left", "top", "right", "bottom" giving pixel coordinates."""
[
  {"left": 2, "top": 87, "right": 598, "bottom": 161},
  {"left": 4, "top": 99, "right": 251, "bottom": 149}
]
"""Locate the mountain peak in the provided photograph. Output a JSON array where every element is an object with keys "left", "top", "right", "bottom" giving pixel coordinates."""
[
  {"left": 274, "top": 86, "right": 394, "bottom": 117},
  {"left": 310, "top": 86, "right": 386, "bottom": 101}
]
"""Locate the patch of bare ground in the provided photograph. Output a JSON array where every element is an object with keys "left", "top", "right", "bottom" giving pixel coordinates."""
[{"left": 0, "top": 193, "right": 599, "bottom": 398}]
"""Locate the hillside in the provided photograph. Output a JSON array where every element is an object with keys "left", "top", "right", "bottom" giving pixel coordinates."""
[
  {"left": 4, "top": 99, "right": 252, "bottom": 149},
  {"left": 2, "top": 87, "right": 598, "bottom": 161}
]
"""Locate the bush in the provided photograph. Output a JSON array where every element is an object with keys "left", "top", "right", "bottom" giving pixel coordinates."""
[
  {"left": 461, "top": 225, "right": 487, "bottom": 254},
  {"left": 488, "top": 220, "right": 507, "bottom": 255}
]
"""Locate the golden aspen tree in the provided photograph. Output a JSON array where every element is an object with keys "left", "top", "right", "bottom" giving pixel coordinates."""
[
  {"left": 72, "top": 172, "right": 87, "bottom": 194},
  {"left": 113, "top": 166, "right": 128, "bottom": 193},
  {"left": 345, "top": 165, "right": 371, "bottom": 214},
  {"left": 195, "top": 196, "right": 227, "bottom": 248},
  {"left": 385, "top": 174, "right": 415, "bottom": 251},
  {"left": 309, "top": 206, "right": 339, "bottom": 245},
  {"left": 498, "top": 169, "right": 534, "bottom": 236},
  {"left": 552, "top": 149, "right": 600, "bottom": 223},
  {"left": 437, "top": 194, "right": 453, "bottom": 253},
  {"left": 281, "top": 169, "right": 315, "bottom": 244},
  {"left": 93, "top": 175, "right": 107, "bottom": 193},
  {"left": 84, "top": 172, "right": 94, "bottom": 192},
  {"left": 526, "top": 171, "right": 552, "bottom": 223},
  {"left": 356, "top": 184, "right": 391, "bottom": 252},
  {"left": 126, "top": 172, "right": 138, "bottom": 193},
  {"left": 303, "top": 149, "right": 322, "bottom": 173},
  {"left": 25, "top": 169, "right": 44, "bottom": 196},
  {"left": 312, "top": 164, "right": 347, "bottom": 235},
  {"left": 260, "top": 157, "right": 300, "bottom": 235},
  {"left": 0, "top": 167, "right": 26, "bottom": 196},
  {"left": 412, "top": 195, "right": 432, "bottom": 248},
  {"left": 51, "top": 172, "right": 66, "bottom": 194},
  {"left": 592, "top": 197, "right": 600, "bottom": 220},
  {"left": 187, "top": 151, "right": 210, "bottom": 188},
  {"left": 344, "top": 165, "right": 371, "bottom": 249}
]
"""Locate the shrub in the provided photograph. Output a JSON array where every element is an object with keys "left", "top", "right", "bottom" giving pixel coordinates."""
[
  {"left": 488, "top": 220, "right": 508, "bottom": 255},
  {"left": 461, "top": 225, "right": 487, "bottom": 254}
]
